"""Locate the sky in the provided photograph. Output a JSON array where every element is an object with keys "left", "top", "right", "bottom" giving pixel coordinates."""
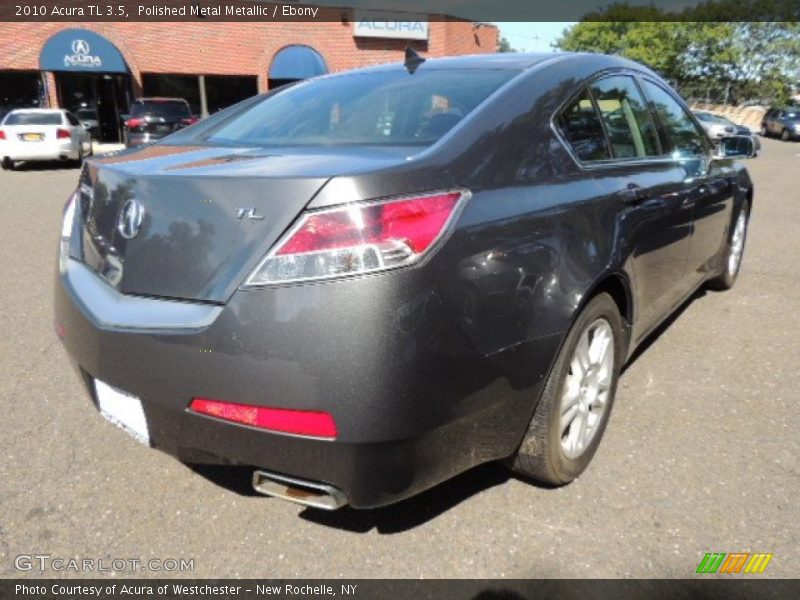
[{"left": 493, "top": 22, "right": 576, "bottom": 53}]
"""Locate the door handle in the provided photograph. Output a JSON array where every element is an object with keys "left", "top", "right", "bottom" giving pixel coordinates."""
[{"left": 620, "top": 183, "right": 649, "bottom": 204}]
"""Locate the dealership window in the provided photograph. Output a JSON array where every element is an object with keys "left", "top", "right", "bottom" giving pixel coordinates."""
[
  {"left": 0, "top": 70, "right": 44, "bottom": 118},
  {"left": 142, "top": 73, "right": 258, "bottom": 117},
  {"left": 204, "top": 75, "right": 258, "bottom": 114},
  {"left": 142, "top": 73, "right": 201, "bottom": 115}
]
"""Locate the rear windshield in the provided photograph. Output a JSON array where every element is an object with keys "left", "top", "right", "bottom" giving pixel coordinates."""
[
  {"left": 3, "top": 112, "right": 63, "bottom": 125},
  {"left": 206, "top": 69, "right": 519, "bottom": 147},
  {"left": 131, "top": 101, "right": 191, "bottom": 118}
]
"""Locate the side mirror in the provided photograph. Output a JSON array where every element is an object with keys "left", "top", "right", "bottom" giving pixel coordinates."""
[
  {"left": 714, "top": 135, "right": 757, "bottom": 159},
  {"left": 82, "top": 122, "right": 92, "bottom": 130}
]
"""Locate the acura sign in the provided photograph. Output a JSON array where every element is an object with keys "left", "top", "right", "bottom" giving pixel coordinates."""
[
  {"left": 353, "top": 10, "right": 429, "bottom": 41},
  {"left": 64, "top": 39, "right": 102, "bottom": 68}
]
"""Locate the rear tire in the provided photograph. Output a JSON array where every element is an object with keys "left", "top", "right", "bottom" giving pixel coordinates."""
[
  {"left": 781, "top": 128, "right": 790, "bottom": 141},
  {"left": 73, "top": 145, "right": 84, "bottom": 168},
  {"left": 707, "top": 200, "right": 749, "bottom": 291},
  {"left": 1, "top": 157, "right": 13, "bottom": 171},
  {"left": 509, "top": 293, "right": 624, "bottom": 485},
  {"left": 759, "top": 124, "right": 768, "bottom": 137}
]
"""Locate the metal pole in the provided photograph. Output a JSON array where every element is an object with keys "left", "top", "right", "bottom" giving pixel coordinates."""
[{"left": 198, "top": 74, "right": 208, "bottom": 117}]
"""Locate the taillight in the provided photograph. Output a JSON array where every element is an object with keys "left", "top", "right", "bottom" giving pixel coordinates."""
[
  {"left": 126, "top": 118, "right": 145, "bottom": 130},
  {"left": 59, "top": 191, "right": 78, "bottom": 272},
  {"left": 56, "top": 128, "right": 71, "bottom": 139},
  {"left": 0, "top": 130, "right": 5, "bottom": 140},
  {"left": 190, "top": 398, "right": 337, "bottom": 439},
  {"left": 244, "top": 190, "right": 468, "bottom": 286},
  {"left": 180, "top": 117, "right": 199, "bottom": 126},
  {"left": 62, "top": 192, "right": 77, "bottom": 238}
]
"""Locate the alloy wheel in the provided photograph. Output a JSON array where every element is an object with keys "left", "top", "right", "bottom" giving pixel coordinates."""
[
  {"left": 728, "top": 210, "right": 747, "bottom": 277},
  {"left": 560, "top": 318, "right": 615, "bottom": 459}
]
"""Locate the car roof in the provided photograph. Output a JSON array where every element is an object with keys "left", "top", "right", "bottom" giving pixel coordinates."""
[{"left": 338, "top": 51, "right": 652, "bottom": 74}]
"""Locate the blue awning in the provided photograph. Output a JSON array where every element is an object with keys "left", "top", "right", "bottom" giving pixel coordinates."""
[
  {"left": 40, "top": 29, "right": 127, "bottom": 73},
  {"left": 269, "top": 45, "right": 328, "bottom": 80}
]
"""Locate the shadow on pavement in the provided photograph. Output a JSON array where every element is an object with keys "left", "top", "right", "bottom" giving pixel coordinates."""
[
  {"left": 185, "top": 464, "right": 262, "bottom": 497},
  {"left": 623, "top": 287, "right": 708, "bottom": 372},
  {"left": 6, "top": 160, "right": 81, "bottom": 172},
  {"left": 299, "top": 462, "right": 510, "bottom": 533}
]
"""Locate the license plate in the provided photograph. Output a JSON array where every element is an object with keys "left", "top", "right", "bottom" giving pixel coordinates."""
[
  {"left": 155, "top": 124, "right": 170, "bottom": 132},
  {"left": 21, "top": 133, "right": 44, "bottom": 142},
  {"left": 94, "top": 379, "right": 150, "bottom": 445}
]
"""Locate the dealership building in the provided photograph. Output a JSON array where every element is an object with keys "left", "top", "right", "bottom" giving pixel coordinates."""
[{"left": 0, "top": 14, "right": 497, "bottom": 143}]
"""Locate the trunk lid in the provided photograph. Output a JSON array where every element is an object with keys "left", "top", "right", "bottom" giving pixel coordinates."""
[{"left": 77, "top": 143, "right": 415, "bottom": 303}]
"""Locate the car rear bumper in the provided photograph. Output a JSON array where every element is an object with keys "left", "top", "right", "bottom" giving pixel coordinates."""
[
  {"left": 55, "top": 257, "right": 562, "bottom": 508},
  {"left": 126, "top": 132, "right": 166, "bottom": 147},
  {"left": 2, "top": 139, "right": 77, "bottom": 161}
]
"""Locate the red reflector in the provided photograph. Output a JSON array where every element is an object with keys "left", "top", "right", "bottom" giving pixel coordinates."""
[
  {"left": 56, "top": 128, "right": 71, "bottom": 139},
  {"left": 0, "top": 129, "right": 5, "bottom": 140},
  {"left": 190, "top": 398, "right": 337, "bottom": 439},
  {"left": 278, "top": 191, "right": 462, "bottom": 256}
]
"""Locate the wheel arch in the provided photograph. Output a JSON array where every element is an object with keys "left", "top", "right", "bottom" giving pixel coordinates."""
[{"left": 578, "top": 271, "right": 634, "bottom": 356}]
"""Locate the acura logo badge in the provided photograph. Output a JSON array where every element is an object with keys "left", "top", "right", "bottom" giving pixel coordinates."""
[
  {"left": 71, "top": 39, "right": 90, "bottom": 55},
  {"left": 118, "top": 199, "right": 145, "bottom": 239}
]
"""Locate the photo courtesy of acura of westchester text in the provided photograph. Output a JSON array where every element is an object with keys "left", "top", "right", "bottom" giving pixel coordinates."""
[{"left": 0, "top": 0, "right": 798, "bottom": 591}]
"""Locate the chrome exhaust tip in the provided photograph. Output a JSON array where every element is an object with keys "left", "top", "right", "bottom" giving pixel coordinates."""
[{"left": 252, "top": 470, "right": 347, "bottom": 510}]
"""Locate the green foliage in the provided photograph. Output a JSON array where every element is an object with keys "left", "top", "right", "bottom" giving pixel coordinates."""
[
  {"left": 497, "top": 37, "right": 516, "bottom": 53},
  {"left": 554, "top": 3, "right": 800, "bottom": 105}
]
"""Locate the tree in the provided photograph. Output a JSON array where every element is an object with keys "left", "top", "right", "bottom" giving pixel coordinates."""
[
  {"left": 554, "top": 2, "right": 800, "bottom": 105},
  {"left": 497, "top": 36, "right": 516, "bottom": 53}
]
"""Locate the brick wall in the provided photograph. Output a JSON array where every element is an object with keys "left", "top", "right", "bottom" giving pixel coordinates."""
[{"left": 0, "top": 19, "right": 497, "bottom": 100}]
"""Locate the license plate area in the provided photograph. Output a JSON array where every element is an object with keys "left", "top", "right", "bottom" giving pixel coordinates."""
[
  {"left": 94, "top": 379, "right": 150, "bottom": 445},
  {"left": 20, "top": 133, "right": 44, "bottom": 142}
]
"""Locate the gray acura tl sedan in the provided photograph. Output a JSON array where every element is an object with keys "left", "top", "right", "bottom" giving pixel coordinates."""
[{"left": 55, "top": 52, "right": 755, "bottom": 509}]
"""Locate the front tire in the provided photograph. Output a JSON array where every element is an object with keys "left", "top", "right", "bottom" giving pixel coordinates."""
[
  {"left": 707, "top": 200, "right": 749, "bottom": 291},
  {"left": 509, "top": 293, "right": 624, "bottom": 485},
  {"left": 760, "top": 124, "right": 768, "bottom": 137},
  {"left": 781, "top": 128, "right": 790, "bottom": 141}
]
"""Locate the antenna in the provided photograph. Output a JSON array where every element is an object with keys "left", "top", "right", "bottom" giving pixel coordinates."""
[{"left": 404, "top": 47, "right": 426, "bottom": 74}]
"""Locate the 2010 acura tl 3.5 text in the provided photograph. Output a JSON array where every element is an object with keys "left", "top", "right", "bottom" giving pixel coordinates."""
[{"left": 55, "top": 52, "right": 755, "bottom": 509}]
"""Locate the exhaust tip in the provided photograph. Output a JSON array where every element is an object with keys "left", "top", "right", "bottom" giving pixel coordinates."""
[{"left": 252, "top": 470, "right": 347, "bottom": 510}]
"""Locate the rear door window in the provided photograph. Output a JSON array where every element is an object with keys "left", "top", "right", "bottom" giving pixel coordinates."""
[
  {"left": 590, "top": 75, "right": 660, "bottom": 159},
  {"left": 4, "top": 112, "right": 63, "bottom": 126},
  {"left": 640, "top": 80, "right": 709, "bottom": 158},
  {"left": 556, "top": 90, "right": 611, "bottom": 161}
]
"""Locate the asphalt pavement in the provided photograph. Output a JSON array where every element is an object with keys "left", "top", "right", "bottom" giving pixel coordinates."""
[{"left": 1, "top": 139, "right": 798, "bottom": 579}]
